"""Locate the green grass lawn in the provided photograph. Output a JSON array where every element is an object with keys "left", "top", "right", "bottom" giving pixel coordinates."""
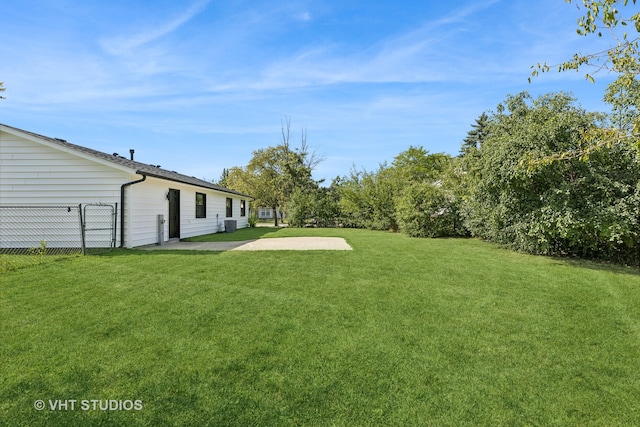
[{"left": 2, "top": 228, "right": 640, "bottom": 426}]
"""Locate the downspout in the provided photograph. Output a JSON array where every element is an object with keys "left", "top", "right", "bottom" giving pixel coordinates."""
[{"left": 120, "top": 174, "right": 147, "bottom": 248}]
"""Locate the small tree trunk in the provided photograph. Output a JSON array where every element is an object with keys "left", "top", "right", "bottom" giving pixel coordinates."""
[{"left": 273, "top": 207, "right": 278, "bottom": 226}]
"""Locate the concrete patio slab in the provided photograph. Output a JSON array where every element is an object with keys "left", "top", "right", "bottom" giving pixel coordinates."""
[
  {"left": 138, "top": 237, "right": 352, "bottom": 251},
  {"left": 232, "top": 237, "right": 351, "bottom": 251}
]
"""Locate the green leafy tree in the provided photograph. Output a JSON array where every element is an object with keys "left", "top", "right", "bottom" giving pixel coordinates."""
[
  {"left": 243, "top": 145, "right": 312, "bottom": 226},
  {"left": 335, "top": 146, "right": 463, "bottom": 236},
  {"left": 223, "top": 119, "right": 319, "bottom": 226},
  {"left": 531, "top": 0, "right": 640, "bottom": 83},
  {"left": 393, "top": 148, "right": 467, "bottom": 238},
  {"left": 531, "top": 1, "right": 640, "bottom": 157},
  {"left": 462, "top": 92, "right": 640, "bottom": 264},
  {"left": 287, "top": 187, "right": 314, "bottom": 228},
  {"left": 313, "top": 186, "right": 341, "bottom": 227},
  {"left": 604, "top": 73, "right": 640, "bottom": 131},
  {"left": 336, "top": 164, "right": 399, "bottom": 230},
  {"left": 287, "top": 185, "right": 340, "bottom": 228},
  {"left": 0, "top": 82, "right": 5, "bottom": 99},
  {"left": 224, "top": 165, "right": 263, "bottom": 214},
  {"left": 391, "top": 146, "right": 450, "bottom": 182},
  {"left": 396, "top": 180, "right": 466, "bottom": 238}
]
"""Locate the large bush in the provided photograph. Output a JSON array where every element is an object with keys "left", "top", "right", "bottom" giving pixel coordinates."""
[
  {"left": 396, "top": 182, "right": 465, "bottom": 238},
  {"left": 336, "top": 166, "right": 399, "bottom": 231},
  {"left": 287, "top": 186, "right": 341, "bottom": 228},
  {"left": 335, "top": 149, "right": 458, "bottom": 233},
  {"left": 461, "top": 92, "right": 640, "bottom": 264}
]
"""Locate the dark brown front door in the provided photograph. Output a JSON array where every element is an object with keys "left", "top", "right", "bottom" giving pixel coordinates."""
[{"left": 168, "top": 189, "right": 180, "bottom": 238}]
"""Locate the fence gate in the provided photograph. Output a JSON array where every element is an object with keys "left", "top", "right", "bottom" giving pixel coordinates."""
[{"left": 81, "top": 203, "right": 117, "bottom": 254}]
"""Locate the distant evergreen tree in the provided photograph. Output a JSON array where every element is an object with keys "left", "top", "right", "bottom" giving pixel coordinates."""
[
  {"left": 460, "top": 112, "right": 489, "bottom": 156},
  {"left": 218, "top": 168, "right": 230, "bottom": 187}
]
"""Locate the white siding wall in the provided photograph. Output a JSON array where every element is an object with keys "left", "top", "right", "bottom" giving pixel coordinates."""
[
  {"left": 1, "top": 129, "right": 250, "bottom": 249},
  {"left": 0, "top": 130, "right": 128, "bottom": 248},
  {"left": 0, "top": 131, "right": 127, "bottom": 205},
  {"left": 125, "top": 176, "right": 164, "bottom": 248},
  {"left": 126, "top": 177, "right": 249, "bottom": 248}
]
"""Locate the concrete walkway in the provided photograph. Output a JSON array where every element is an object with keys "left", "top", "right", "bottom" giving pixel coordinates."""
[{"left": 139, "top": 237, "right": 352, "bottom": 251}]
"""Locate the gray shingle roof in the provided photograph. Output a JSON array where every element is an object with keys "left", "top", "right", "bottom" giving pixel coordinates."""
[{"left": 1, "top": 123, "right": 252, "bottom": 198}]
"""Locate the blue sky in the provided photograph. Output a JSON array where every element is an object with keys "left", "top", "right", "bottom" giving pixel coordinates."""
[{"left": 0, "top": 0, "right": 628, "bottom": 183}]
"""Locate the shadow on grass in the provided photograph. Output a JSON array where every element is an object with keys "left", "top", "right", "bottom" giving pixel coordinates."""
[
  {"left": 96, "top": 249, "right": 227, "bottom": 257},
  {"left": 553, "top": 256, "right": 640, "bottom": 277},
  {"left": 467, "top": 237, "right": 640, "bottom": 277},
  {"left": 183, "top": 227, "right": 285, "bottom": 242}
]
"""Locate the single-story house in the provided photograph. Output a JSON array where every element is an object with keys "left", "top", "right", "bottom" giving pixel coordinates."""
[
  {"left": 257, "top": 207, "right": 285, "bottom": 221},
  {"left": 257, "top": 207, "right": 273, "bottom": 220},
  {"left": 0, "top": 123, "right": 252, "bottom": 248}
]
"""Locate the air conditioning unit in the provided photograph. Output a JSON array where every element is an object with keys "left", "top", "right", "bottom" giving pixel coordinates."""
[{"left": 224, "top": 220, "right": 237, "bottom": 233}]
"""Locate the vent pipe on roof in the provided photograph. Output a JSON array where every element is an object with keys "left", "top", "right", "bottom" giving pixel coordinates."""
[{"left": 129, "top": 149, "right": 135, "bottom": 161}]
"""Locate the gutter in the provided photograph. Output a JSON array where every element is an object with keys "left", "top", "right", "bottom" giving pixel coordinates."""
[
  {"left": 139, "top": 170, "right": 253, "bottom": 199},
  {"left": 119, "top": 174, "right": 147, "bottom": 248}
]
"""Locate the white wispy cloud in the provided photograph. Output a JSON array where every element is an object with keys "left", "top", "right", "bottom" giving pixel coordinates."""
[
  {"left": 218, "top": 0, "right": 504, "bottom": 91},
  {"left": 100, "top": 0, "right": 210, "bottom": 56},
  {"left": 296, "top": 11, "right": 312, "bottom": 22},
  {"left": 431, "top": 0, "right": 500, "bottom": 26}
]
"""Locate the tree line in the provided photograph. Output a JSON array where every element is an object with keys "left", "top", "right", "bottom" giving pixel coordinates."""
[
  {"left": 219, "top": 1, "right": 640, "bottom": 265},
  {"left": 219, "top": 90, "right": 640, "bottom": 266}
]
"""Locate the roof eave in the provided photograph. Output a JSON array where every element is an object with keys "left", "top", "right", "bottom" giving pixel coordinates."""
[
  {"left": 0, "top": 124, "right": 136, "bottom": 174},
  {"left": 137, "top": 170, "right": 253, "bottom": 199}
]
